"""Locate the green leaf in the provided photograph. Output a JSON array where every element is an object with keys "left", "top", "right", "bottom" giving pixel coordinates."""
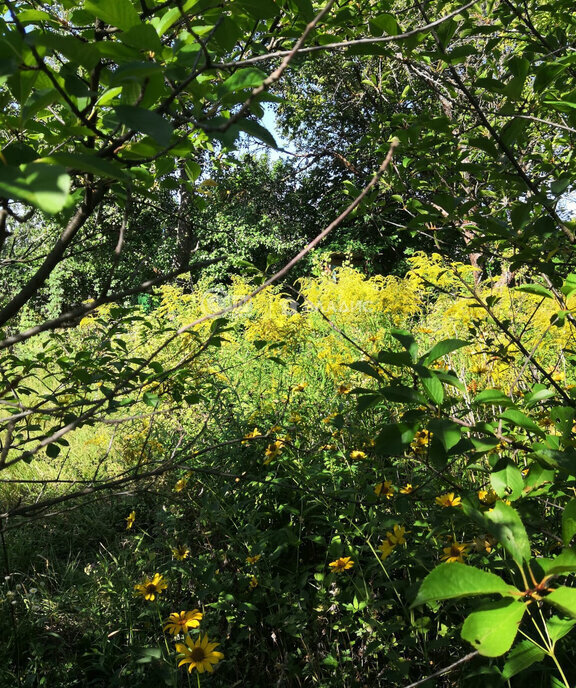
[
  {"left": 390, "top": 329, "right": 418, "bottom": 359},
  {"left": 536, "top": 548, "right": 576, "bottom": 576},
  {"left": 547, "top": 615, "right": 576, "bottom": 643},
  {"left": 39, "top": 153, "right": 128, "bottom": 180},
  {"left": 545, "top": 586, "right": 576, "bottom": 618},
  {"left": 235, "top": 0, "right": 280, "bottom": 19},
  {"left": 0, "top": 163, "right": 71, "bottom": 214},
  {"left": 563, "top": 499, "right": 576, "bottom": 546},
  {"left": 561, "top": 273, "right": 576, "bottom": 299},
  {"left": 484, "top": 501, "right": 531, "bottom": 565},
  {"left": 120, "top": 23, "right": 162, "bottom": 52},
  {"left": 84, "top": 0, "right": 141, "bottom": 31},
  {"left": 238, "top": 119, "right": 278, "bottom": 148},
  {"left": 417, "top": 368, "right": 444, "bottom": 405},
  {"left": 461, "top": 599, "right": 526, "bottom": 657},
  {"left": 375, "top": 422, "right": 417, "bottom": 456},
  {"left": 502, "top": 640, "right": 545, "bottom": 681},
  {"left": 345, "top": 361, "right": 383, "bottom": 381},
  {"left": 490, "top": 459, "right": 524, "bottom": 501},
  {"left": 428, "top": 419, "right": 461, "bottom": 451},
  {"left": 499, "top": 409, "right": 545, "bottom": 438},
  {"left": 420, "top": 338, "right": 468, "bottom": 365},
  {"left": 369, "top": 13, "right": 399, "bottom": 36},
  {"left": 114, "top": 106, "right": 173, "bottom": 147},
  {"left": 473, "top": 389, "right": 514, "bottom": 406},
  {"left": 411, "top": 563, "right": 515, "bottom": 607},
  {"left": 514, "top": 284, "right": 554, "bottom": 299},
  {"left": 378, "top": 385, "right": 426, "bottom": 404},
  {"left": 220, "top": 68, "right": 268, "bottom": 94}
]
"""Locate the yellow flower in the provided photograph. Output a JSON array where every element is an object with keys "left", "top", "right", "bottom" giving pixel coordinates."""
[
  {"left": 400, "top": 484, "right": 414, "bottom": 494},
  {"left": 264, "top": 440, "right": 283, "bottom": 464},
  {"left": 329, "top": 556, "right": 354, "bottom": 572},
  {"left": 411, "top": 429, "right": 430, "bottom": 454},
  {"left": 337, "top": 384, "right": 351, "bottom": 395},
  {"left": 322, "top": 413, "right": 337, "bottom": 424},
  {"left": 478, "top": 489, "right": 498, "bottom": 505},
  {"left": 171, "top": 545, "right": 190, "bottom": 560},
  {"left": 386, "top": 525, "right": 409, "bottom": 546},
  {"left": 378, "top": 540, "right": 395, "bottom": 561},
  {"left": 164, "top": 610, "right": 203, "bottom": 635},
  {"left": 174, "top": 477, "right": 188, "bottom": 492},
  {"left": 134, "top": 573, "right": 167, "bottom": 601},
  {"left": 176, "top": 634, "right": 224, "bottom": 673},
  {"left": 441, "top": 541, "right": 469, "bottom": 563},
  {"left": 293, "top": 383, "right": 307, "bottom": 392},
  {"left": 246, "top": 554, "right": 261, "bottom": 564},
  {"left": 350, "top": 450, "right": 367, "bottom": 460},
  {"left": 242, "top": 428, "right": 260, "bottom": 444},
  {"left": 435, "top": 492, "right": 462, "bottom": 508},
  {"left": 249, "top": 575, "right": 258, "bottom": 589},
  {"left": 374, "top": 481, "right": 395, "bottom": 499},
  {"left": 319, "top": 444, "right": 336, "bottom": 451},
  {"left": 125, "top": 510, "right": 136, "bottom": 530}
]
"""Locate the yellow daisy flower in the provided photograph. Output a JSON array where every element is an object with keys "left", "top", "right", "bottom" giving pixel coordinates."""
[
  {"left": 374, "top": 480, "right": 395, "bottom": 499},
  {"left": 441, "top": 541, "right": 469, "bottom": 563},
  {"left": 328, "top": 556, "right": 354, "bottom": 572},
  {"left": 176, "top": 634, "right": 224, "bottom": 673},
  {"left": 400, "top": 483, "right": 414, "bottom": 494},
  {"left": 171, "top": 545, "right": 190, "bottom": 560},
  {"left": 164, "top": 610, "right": 203, "bottom": 635},
  {"left": 134, "top": 573, "right": 167, "bottom": 601},
  {"left": 246, "top": 554, "right": 261, "bottom": 564},
  {"left": 249, "top": 575, "right": 258, "bottom": 589},
  {"left": 435, "top": 492, "right": 462, "bottom": 508}
]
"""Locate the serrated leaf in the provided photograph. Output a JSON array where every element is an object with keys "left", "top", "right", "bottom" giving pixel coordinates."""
[
  {"left": 547, "top": 615, "right": 576, "bottom": 643},
  {"left": 484, "top": 501, "right": 531, "bottom": 565},
  {"left": 502, "top": 640, "right": 545, "bottom": 680},
  {"left": 461, "top": 599, "right": 526, "bottom": 657},
  {"left": 545, "top": 586, "right": 576, "bottom": 618},
  {"left": 411, "top": 563, "right": 515, "bottom": 607},
  {"left": 84, "top": 0, "right": 141, "bottom": 31}
]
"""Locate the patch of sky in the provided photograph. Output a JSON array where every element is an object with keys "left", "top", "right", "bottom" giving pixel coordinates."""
[{"left": 557, "top": 190, "right": 576, "bottom": 221}]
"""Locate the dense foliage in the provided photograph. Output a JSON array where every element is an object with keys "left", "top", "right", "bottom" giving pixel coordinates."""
[{"left": 2, "top": 0, "right": 576, "bottom": 686}]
